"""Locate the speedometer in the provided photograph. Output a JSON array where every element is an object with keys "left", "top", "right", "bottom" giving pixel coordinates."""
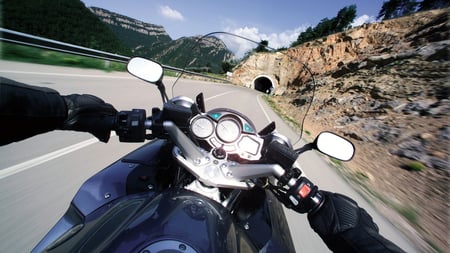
[
  {"left": 191, "top": 117, "right": 214, "bottom": 139},
  {"left": 216, "top": 118, "right": 241, "bottom": 143}
]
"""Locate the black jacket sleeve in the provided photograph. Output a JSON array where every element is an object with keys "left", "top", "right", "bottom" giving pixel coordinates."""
[
  {"left": 308, "top": 191, "right": 406, "bottom": 253},
  {"left": 0, "top": 77, "right": 67, "bottom": 145}
]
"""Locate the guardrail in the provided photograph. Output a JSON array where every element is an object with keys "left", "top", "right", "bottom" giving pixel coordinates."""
[{"left": 0, "top": 28, "right": 229, "bottom": 82}]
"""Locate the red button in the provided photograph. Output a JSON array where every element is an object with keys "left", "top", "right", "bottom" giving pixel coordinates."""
[{"left": 298, "top": 184, "right": 311, "bottom": 198}]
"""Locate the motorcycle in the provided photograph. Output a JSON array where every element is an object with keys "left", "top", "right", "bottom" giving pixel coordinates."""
[{"left": 32, "top": 33, "right": 355, "bottom": 253}]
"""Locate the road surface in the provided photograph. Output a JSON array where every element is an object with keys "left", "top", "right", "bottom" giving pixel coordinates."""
[{"left": 0, "top": 61, "right": 418, "bottom": 252}]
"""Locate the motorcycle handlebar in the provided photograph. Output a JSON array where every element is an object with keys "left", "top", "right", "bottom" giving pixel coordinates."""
[
  {"left": 115, "top": 108, "right": 325, "bottom": 214},
  {"left": 265, "top": 141, "right": 299, "bottom": 173}
]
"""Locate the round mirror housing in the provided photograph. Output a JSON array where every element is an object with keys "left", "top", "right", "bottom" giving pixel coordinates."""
[
  {"left": 314, "top": 132, "right": 355, "bottom": 161},
  {"left": 127, "top": 57, "right": 164, "bottom": 84}
]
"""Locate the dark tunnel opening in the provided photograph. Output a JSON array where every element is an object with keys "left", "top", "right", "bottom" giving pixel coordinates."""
[{"left": 254, "top": 76, "right": 273, "bottom": 94}]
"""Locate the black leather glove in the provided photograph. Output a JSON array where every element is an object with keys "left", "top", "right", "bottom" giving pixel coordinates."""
[
  {"left": 61, "top": 94, "right": 117, "bottom": 143},
  {"left": 307, "top": 191, "right": 406, "bottom": 253}
]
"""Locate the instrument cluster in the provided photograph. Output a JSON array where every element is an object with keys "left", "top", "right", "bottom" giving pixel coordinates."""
[{"left": 189, "top": 109, "right": 264, "bottom": 161}]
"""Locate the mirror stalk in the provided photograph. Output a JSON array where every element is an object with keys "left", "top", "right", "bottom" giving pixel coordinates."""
[
  {"left": 294, "top": 143, "right": 315, "bottom": 155},
  {"left": 156, "top": 80, "right": 169, "bottom": 103}
]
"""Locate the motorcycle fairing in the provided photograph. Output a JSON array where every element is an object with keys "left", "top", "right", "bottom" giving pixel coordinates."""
[
  {"left": 32, "top": 139, "right": 170, "bottom": 252},
  {"left": 32, "top": 138, "right": 294, "bottom": 252},
  {"left": 33, "top": 189, "right": 259, "bottom": 253},
  {"left": 72, "top": 139, "right": 172, "bottom": 216}
]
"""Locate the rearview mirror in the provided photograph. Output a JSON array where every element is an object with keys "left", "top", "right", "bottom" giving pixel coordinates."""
[
  {"left": 314, "top": 132, "right": 355, "bottom": 161},
  {"left": 127, "top": 57, "right": 164, "bottom": 84}
]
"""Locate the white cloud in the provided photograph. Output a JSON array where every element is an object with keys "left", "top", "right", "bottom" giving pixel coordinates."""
[
  {"left": 221, "top": 26, "right": 307, "bottom": 58},
  {"left": 160, "top": 5, "right": 184, "bottom": 21},
  {"left": 351, "top": 14, "right": 376, "bottom": 27}
]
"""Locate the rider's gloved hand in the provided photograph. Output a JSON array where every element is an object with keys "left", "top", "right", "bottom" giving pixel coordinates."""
[
  {"left": 60, "top": 94, "right": 117, "bottom": 142},
  {"left": 307, "top": 191, "right": 406, "bottom": 253}
]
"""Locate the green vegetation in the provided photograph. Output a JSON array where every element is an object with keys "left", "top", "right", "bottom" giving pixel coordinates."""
[
  {"left": 291, "top": 5, "right": 357, "bottom": 47},
  {"left": 378, "top": 0, "right": 449, "bottom": 20},
  {"left": 262, "top": 95, "right": 302, "bottom": 129},
  {"left": 330, "top": 157, "right": 344, "bottom": 167},
  {"left": 405, "top": 161, "right": 427, "bottom": 171},
  {"left": 102, "top": 15, "right": 172, "bottom": 50},
  {"left": 395, "top": 205, "right": 419, "bottom": 225},
  {"left": 2, "top": 0, "right": 131, "bottom": 55},
  {"left": 355, "top": 171, "right": 370, "bottom": 181},
  {"left": 1, "top": 42, "right": 126, "bottom": 71},
  {"left": 291, "top": 1, "right": 448, "bottom": 47},
  {"left": 137, "top": 36, "right": 233, "bottom": 74},
  {"left": 2, "top": 0, "right": 447, "bottom": 73}
]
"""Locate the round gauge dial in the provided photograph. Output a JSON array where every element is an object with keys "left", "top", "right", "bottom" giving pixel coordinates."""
[
  {"left": 191, "top": 117, "right": 214, "bottom": 138},
  {"left": 216, "top": 118, "right": 241, "bottom": 143}
]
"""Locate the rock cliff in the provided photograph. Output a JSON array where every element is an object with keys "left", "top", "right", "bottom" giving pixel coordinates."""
[
  {"left": 233, "top": 9, "right": 449, "bottom": 252},
  {"left": 89, "top": 7, "right": 171, "bottom": 39},
  {"left": 232, "top": 9, "right": 448, "bottom": 95}
]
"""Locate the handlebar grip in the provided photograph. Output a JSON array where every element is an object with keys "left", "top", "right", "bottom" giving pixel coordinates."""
[{"left": 265, "top": 141, "right": 299, "bottom": 170}]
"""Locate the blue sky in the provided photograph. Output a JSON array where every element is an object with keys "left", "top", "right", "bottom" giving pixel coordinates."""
[{"left": 81, "top": 0, "right": 386, "bottom": 56}]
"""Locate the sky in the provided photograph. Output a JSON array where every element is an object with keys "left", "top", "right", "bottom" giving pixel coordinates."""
[{"left": 80, "top": 0, "right": 386, "bottom": 57}]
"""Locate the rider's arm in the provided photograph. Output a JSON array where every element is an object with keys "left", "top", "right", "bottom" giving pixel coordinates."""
[
  {"left": 0, "top": 77, "right": 67, "bottom": 145},
  {"left": 307, "top": 191, "right": 406, "bottom": 253},
  {"left": 0, "top": 77, "right": 117, "bottom": 145}
]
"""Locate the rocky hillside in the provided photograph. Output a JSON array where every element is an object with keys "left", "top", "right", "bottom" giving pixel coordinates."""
[{"left": 233, "top": 9, "right": 449, "bottom": 252}]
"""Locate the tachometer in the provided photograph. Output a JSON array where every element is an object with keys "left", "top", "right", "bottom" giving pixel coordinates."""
[
  {"left": 191, "top": 117, "right": 214, "bottom": 139},
  {"left": 216, "top": 118, "right": 241, "bottom": 143}
]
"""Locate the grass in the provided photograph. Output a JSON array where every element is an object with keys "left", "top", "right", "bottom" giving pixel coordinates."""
[
  {"left": 1, "top": 42, "right": 126, "bottom": 71},
  {"left": 355, "top": 171, "right": 370, "bottom": 181},
  {"left": 404, "top": 161, "right": 426, "bottom": 172},
  {"left": 395, "top": 205, "right": 419, "bottom": 226},
  {"left": 262, "top": 95, "right": 302, "bottom": 129}
]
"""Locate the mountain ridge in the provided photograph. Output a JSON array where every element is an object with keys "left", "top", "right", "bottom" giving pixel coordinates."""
[{"left": 88, "top": 6, "right": 234, "bottom": 72}]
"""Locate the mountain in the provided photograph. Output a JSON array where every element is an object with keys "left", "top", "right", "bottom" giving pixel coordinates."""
[
  {"left": 1, "top": 1, "right": 233, "bottom": 73},
  {"left": 88, "top": 7, "right": 234, "bottom": 72},
  {"left": 2, "top": 0, "right": 131, "bottom": 55},
  {"left": 134, "top": 35, "right": 233, "bottom": 73},
  {"left": 88, "top": 7, "right": 172, "bottom": 50}
]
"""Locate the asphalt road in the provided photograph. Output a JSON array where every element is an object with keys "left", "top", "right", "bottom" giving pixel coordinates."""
[{"left": 0, "top": 61, "right": 418, "bottom": 252}]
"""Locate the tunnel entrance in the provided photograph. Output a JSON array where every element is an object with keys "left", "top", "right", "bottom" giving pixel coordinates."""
[{"left": 253, "top": 76, "right": 274, "bottom": 94}]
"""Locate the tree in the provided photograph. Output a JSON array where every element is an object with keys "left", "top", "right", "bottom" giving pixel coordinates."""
[
  {"left": 221, "top": 61, "right": 235, "bottom": 73},
  {"left": 418, "top": 0, "right": 450, "bottom": 11},
  {"left": 377, "top": 0, "right": 418, "bottom": 20},
  {"left": 255, "top": 40, "right": 269, "bottom": 52},
  {"left": 291, "top": 27, "right": 316, "bottom": 47},
  {"left": 334, "top": 5, "right": 357, "bottom": 31},
  {"left": 291, "top": 5, "right": 357, "bottom": 47},
  {"left": 2, "top": 0, "right": 130, "bottom": 55}
]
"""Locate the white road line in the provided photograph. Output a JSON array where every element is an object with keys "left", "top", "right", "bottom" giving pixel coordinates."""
[
  {"left": 256, "top": 94, "right": 273, "bottom": 123},
  {"left": 0, "top": 70, "right": 133, "bottom": 79},
  {"left": 0, "top": 138, "right": 98, "bottom": 180},
  {"left": 205, "top": 90, "right": 237, "bottom": 101}
]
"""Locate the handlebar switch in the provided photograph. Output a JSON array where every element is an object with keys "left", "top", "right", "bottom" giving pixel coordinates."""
[
  {"left": 116, "top": 109, "right": 146, "bottom": 142},
  {"left": 287, "top": 177, "right": 324, "bottom": 214}
]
